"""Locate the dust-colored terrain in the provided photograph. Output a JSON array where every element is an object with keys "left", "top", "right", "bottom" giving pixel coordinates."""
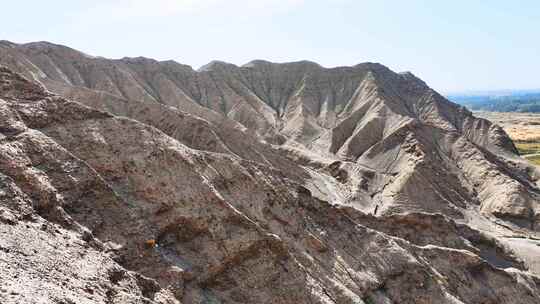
[
  {"left": 1, "top": 41, "right": 540, "bottom": 304},
  {"left": 475, "top": 111, "right": 540, "bottom": 165},
  {"left": 475, "top": 111, "right": 540, "bottom": 142}
]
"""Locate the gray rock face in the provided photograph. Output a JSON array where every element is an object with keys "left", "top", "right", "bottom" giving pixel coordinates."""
[{"left": 1, "top": 42, "right": 540, "bottom": 303}]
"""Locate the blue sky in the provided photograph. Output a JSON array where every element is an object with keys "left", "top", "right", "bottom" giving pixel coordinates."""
[{"left": 2, "top": 0, "right": 539, "bottom": 93}]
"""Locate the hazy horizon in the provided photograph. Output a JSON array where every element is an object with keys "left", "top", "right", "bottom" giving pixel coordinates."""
[{"left": 2, "top": 0, "right": 539, "bottom": 93}]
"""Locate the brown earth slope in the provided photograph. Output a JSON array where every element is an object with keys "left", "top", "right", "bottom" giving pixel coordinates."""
[{"left": 1, "top": 41, "right": 540, "bottom": 303}]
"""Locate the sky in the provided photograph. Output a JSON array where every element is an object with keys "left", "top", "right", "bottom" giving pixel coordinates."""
[{"left": 1, "top": 0, "right": 539, "bottom": 93}]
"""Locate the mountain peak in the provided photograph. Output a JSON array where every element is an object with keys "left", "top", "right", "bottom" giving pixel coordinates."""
[
  {"left": 242, "top": 59, "right": 273, "bottom": 68},
  {"left": 120, "top": 56, "right": 160, "bottom": 64},
  {"left": 197, "top": 60, "right": 237, "bottom": 72}
]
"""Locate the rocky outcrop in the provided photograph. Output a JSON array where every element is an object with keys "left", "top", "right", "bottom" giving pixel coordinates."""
[{"left": 1, "top": 41, "right": 540, "bottom": 303}]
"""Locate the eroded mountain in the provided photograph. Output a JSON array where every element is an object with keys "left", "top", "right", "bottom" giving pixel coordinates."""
[{"left": 1, "top": 41, "right": 540, "bottom": 304}]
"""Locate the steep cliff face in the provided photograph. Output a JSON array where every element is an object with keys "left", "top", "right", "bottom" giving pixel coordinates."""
[
  {"left": 0, "top": 41, "right": 515, "bottom": 156},
  {"left": 1, "top": 41, "right": 540, "bottom": 304},
  {"left": 0, "top": 41, "right": 513, "bottom": 146},
  {"left": 1, "top": 40, "right": 535, "bottom": 228}
]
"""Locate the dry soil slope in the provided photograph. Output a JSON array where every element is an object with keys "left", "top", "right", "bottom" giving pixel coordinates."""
[
  {"left": 2, "top": 65, "right": 540, "bottom": 303},
  {"left": 0, "top": 40, "right": 538, "bottom": 232}
]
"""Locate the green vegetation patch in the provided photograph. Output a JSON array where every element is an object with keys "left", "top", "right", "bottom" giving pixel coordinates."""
[
  {"left": 524, "top": 154, "right": 540, "bottom": 166},
  {"left": 515, "top": 142, "right": 540, "bottom": 155},
  {"left": 450, "top": 92, "right": 540, "bottom": 113}
]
